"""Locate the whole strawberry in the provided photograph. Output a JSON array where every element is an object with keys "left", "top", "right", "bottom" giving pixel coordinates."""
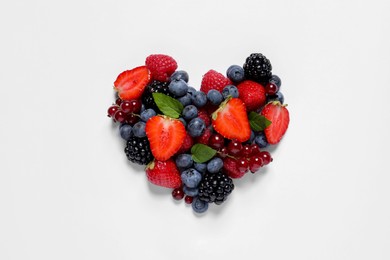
[
  {"left": 237, "top": 80, "right": 266, "bottom": 111},
  {"left": 145, "top": 54, "right": 178, "bottom": 82},
  {"left": 146, "top": 159, "right": 182, "bottom": 188}
]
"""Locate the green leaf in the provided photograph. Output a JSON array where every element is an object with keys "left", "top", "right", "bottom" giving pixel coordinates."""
[
  {"left": 152, "top": 93, "right": 183, "bottom": 119},
  {"left": 248, "top": 111, "right": 272, "bottom": 131},
  {"left": 191, "top": 144, "right": 217, "bottom": 163}
]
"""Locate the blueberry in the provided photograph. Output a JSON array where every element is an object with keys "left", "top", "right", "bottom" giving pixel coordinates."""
[
  {"left": 168, "top": 79, "right": 188, "bottom": 97},
  {"left": 269, "top": 75, "right": 281, "bottom": 88},
  {"left": 254, "top": 132, "right": 269, "bottom": 148},
  {"left": 267, "top": 92, "right": 284, "bottom": 104},
  {"left": 227, "top": 65, "right": 245, "bottom": 83},
  {"left": 207, "top": 90, "right": 223, "bottom": 106},
  {"left": 183, "top": 185, "right": 199, "bottom": 197},
  {"left": 178, "top": 93, "right": 192, "bottom": 106},
  {"left": 191, "top": 91, "right": 207, "bottom": 107},
  {"left": 119, "top": 124, "right": 133, "bottom": 140},
  {"left": 187, "top": 117, "right": 206, "bottom": 137},
  {"left": 175, "top": 154, "right": 193, "bottom": 169},
  {"left": 187, "top": 86, "right": 197, "bottom": 96},
  {"left": 181, "top": 168, "right": 202, "bottom": 188},
  {"left": 178, "top": 117, "right": 187, "bottom": 127},
  {"left": 249, "top": 130, "right": 255, "bottom": 143},
  {"left": 206, "top": 157, "right": 223, "bottom": 173},
  {"left": 194, "top": 162, "right": 207, "bottom": 173},
  {"left": 140, "top": 108, "right": 156, "bottom": 122},
  {"left": 132, "top": 121, "right": 146, "bottom": 138},
  {"left": 140, "top": 104, "right": 146, "bottom": 113},
  {"left": 192, "top": 197, "right": 208, "bottom": 213},
  {"left": 222, "top": 85, "right": 239, "bottom": 99},
  {"left": 170, "top": 70, "right": 189, "bottom": 83},
  {"left": 182, "top": 105, "right": 198, "bottom": 121}
]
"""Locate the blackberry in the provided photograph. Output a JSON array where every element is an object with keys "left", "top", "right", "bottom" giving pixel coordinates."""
[
  {"left": 198, "top": 171, "right": 234, "bottom": 205},
  {"left": 124, "top": 136, "right": 153, "bottom": 165},
  {"left": 142, "top": 80, "right": 173, "bottom": 112},
  {"left": 243, "top": 53, "right": 272, "bottom": 82}
]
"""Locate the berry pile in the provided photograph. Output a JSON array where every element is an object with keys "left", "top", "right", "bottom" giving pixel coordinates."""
[{"left": 107, "top": 53, "right": 289, "bottom": 214}]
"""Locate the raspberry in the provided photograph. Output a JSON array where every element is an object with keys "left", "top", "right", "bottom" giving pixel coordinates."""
[
  {"left": 200, "top": 70, "right": 232, "bottom": 93},
  {"left": 177, "top": 133, "right": 194, "bottom": 153},
  {"left": 196, "top": 127, "right": 212, "bottom": 145},
  {"left": 145, "top": 54, "right": 178, "bottom": 82},
  {"left": 197, "top": 108, "right": 211, "bottom": 127}
]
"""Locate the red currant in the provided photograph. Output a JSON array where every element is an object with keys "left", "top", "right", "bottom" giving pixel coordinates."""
[
  {"left": 114, "top": 110, "right": 126, "bottom": 123},
  {"left": 130, "top": 100, "right": 142, "bottom": 113},
  {"left": 237, "top": 158, "right": 249, "bottom": 173},
  {"left": 227, "top": 139, "right": 242, "bottom": 156},
  {"left": 107, "top": 105, "right": 119, "bottom": 118},
  {"left": 259, "top": 151, "right": 273, "bottom": 165},
  {"left": 184, "top": 196, "right": 193, "bottom": 204},
  {"left": 126, "top": 113, "right": 139, "bottom": 125},
  {"left": 172, "top": 188, "right": 184, "bottom": 200},
  {"left": 120, "top": 100, "right": 134, "bottom": 114},
  {"left": 265, "top": 82, "right": 279, "bottom": 95},
  {"left": 241, "top": 145, "right": 252, "bottom": 157},
  {"left": 208, "top": 133, "right": 225, "bottom": 150},
  {"left": 249, "top": 155, "right": 264, "bottom": 173},
  {"left": 218, "top": 147, "right": 228, "bottom": 158},
  {"left": 250, "top": 144, "right": 261, "bottom": 155},
  {"left": 115, "top": 98, "right": 122, "bottom": 106}
]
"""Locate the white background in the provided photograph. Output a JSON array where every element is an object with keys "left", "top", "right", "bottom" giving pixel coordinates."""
[{"left": 1, "top": 0, "right": 390, "bottom": 259}]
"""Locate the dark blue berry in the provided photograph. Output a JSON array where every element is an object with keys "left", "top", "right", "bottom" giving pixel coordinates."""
[
  {"left": 194, "top": 162, "right": 207, "bottom": 173},
  {"left": 254, "top": 132, "right": 269, "bottom": 148},
  {"left": 175, "top": 154, "right": 193, "bottom": 169},
  {"left": 222, "top": 85, "right": 239, "bottom": 99},
  {"left": 267, "top": 92, "right": 284, "bottom": 104},
  {"left": 181, "top": 168, "right": 202, "bottom": 188},
  {"left": 183, "top": 186, "right": 199, "bottom": 197},
  {"left": 170, "top": 70, "right": 189, "bottom": 83},
  {"left": 132, "top": 121, "right": 146, "bottom": 138},
  {"left": 227, "top": 65, "right": 245, "bottom": 83},
  {"left": 192, "top": 197, "right": 208, "bottom": 213},
  {"left": 178, "top": 117, "right": 187, "bottom": 127},
  {"left": 140, "top": 108, "right": 156, "bottom": 122},
  {"left": 182, "top": 105, "right": 198, "bottom": 121},
  {"left": 191, "top": 91, "right": 207, "bottom": 107},
  {"left": 269, "top": 75, "right": 281, "bottom": 88},
  {"left": 168, "top": 79, "right": 188, "bottom": 97},
  {"left": 177, "top": 93, "right": 192, "bottom": 106},
  {"left": 119, "top": 124, "right": 133, "bottom": 140},
  {"left": 207, "top": 90, "right": 223, "bottom": 106},
  {"left": 206, "top": 157, "right": 223, "bottom": 173},
  {"left": 187, "top": 86, "right": 197, "bottom": 96},
  {"left": 187, "top": 117, "right": 206, "bottom": 137}
]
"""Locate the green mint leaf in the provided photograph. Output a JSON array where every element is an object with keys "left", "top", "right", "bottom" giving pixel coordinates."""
[
  {"left": 248, "top": 111, "right": 272, "bottom": 131},
  {"left": 191, "top": 144, "right": 217, "bottom": 163},
  {"left": 152, "top": 93, "right": 183, "bottom": 119}
]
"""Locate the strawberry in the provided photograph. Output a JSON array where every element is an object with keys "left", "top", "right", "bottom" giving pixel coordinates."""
[
  {"left": 212, "top": 98, "right": 251, "bottom": 142},
  {"left": 261, "top": 101, "right": 290, "bottom": 144},
  {"left": 145, "top": 54, "right": 178, "bottom": 82},
  {"left": 114, "top": 66, "right": 151, "bottom": 101},
  {"left": 237, "top": 80, "right": 266, "bottom": 111},
  {"left": 145, "top": 116, "right": 186, "bottom": 161},
  {"left": 146, "top": 159, "right": 182, "bottom": 188},
  {"left": 200, "top": 70, "right": 232, "bottom": 93},
  {"left": 223, "top": 157, "right": 246, "bottom": 179}
]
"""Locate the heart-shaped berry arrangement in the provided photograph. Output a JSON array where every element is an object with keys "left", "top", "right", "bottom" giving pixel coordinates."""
[{"left": 107, "top": 53, "right": 289, "bottom": 213}]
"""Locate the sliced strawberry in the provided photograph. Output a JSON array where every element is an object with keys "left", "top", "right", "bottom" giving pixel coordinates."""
[
  {"left": 212, "top": 98, "right": 251, "bottom": 142},
  {"left": 146, "top": 159, "right": 182, "bottom": 188},
  {"left": 261, "top": 101, "right": 290, "bottom": 144},
  {"left": 145, "top": 116, "right": 186, "bottom": 161},
  {"left": 114, "top": 66, "right": 151, "bottom": 100}
]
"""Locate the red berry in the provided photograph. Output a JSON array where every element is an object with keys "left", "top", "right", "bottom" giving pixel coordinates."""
[
  {"left": 227, "top": 139, "right": 242, "bottom": 156},
  {"left": 145, "top": 54, "right": 177, "bottom": 82},
  {"left": 250, "top": 144, "right": 261, "bottom": 155},
  {"left": 237, "top": 158, "right": 249, "bottom": 173},
  {"left": 265, "top": 82, "right": 279, "bottom": 95},
  {"left": 200, "top": 69, "right": 232, "bottom": 93},
  {"left": 114, "top": 110, "right": 126, "bottom": 123},
  {"left": 223, "top": 157, "right": 245, "bottom": 178},
  {"left": 126, "top": 113, "right": 139, "bottom": 125},
  {"left": 249, "top": 155, "right": 264, "bottom": 173},
  {"left": 184, "top": 196, "right": 193, "bottom": 204},
  {"left": 115, "top": 98, "right": 122, "bottom": 106},
  {"left": 259, "top": 151, "right": 273, "bottom": 165},
  {"left": 241, "top": 145, "right": 252, "bottom": 157},
  {"left": 237, "top": 80, "right": 266, "bottom": 111},
  {"left": 172, "top": 188, "right": 185, "bottom": 200},
  {"left": 120, "top": 100, "right": 135, "bottom": 114},
  {"left": 261, "top": 101, "right": 290, "bottom": 144},
  {"left": 107, "top": 105, "right": 119, "bottom": 118},
  {"left": 114, "top": 66, "right": 151, "bottom": 100},
  {"left": 218, "top": 147, "right": 228, "bottom": 158},
  {"left": 131, "top": 100, "right": 142, "bottom": 113},
  {"left": 208, "top": 133, "right": 225, "bottom": 150}
]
